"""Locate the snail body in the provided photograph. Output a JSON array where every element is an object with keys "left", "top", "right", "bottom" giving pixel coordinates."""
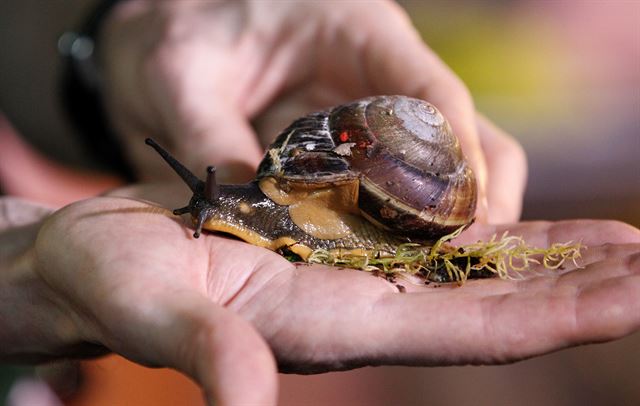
[{"left": 146, "top": 96, "right": 477, "bottom": 259}]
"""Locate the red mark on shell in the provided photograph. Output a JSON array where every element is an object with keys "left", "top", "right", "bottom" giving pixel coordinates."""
[{"left": 339, "top": 131, "right": 350, "bottom": 142}]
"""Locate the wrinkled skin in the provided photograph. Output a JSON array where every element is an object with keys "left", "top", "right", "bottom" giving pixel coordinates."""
[{"left": 26, "top": 190, "right": 640, "bottom": 405}]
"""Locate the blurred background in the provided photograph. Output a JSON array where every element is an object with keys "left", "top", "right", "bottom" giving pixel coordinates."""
[{"left": 1, "top": 0, "right": 638, "bottom": 405}]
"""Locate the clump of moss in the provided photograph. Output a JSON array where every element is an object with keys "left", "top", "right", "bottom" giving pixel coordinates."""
[{"left": 307, "top": 226, "right": 584, "bottom": 283}]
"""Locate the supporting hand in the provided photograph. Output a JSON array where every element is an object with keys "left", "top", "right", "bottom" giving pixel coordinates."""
[{"left": 19, "top": 195, "right": 639, "bottom": 404}]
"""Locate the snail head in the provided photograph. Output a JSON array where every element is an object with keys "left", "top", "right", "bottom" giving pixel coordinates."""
[{"left": 144, "top": 138, "right": 220, "bottom": 238}]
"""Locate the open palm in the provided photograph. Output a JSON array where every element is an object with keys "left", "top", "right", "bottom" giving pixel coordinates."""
[{"left": 35, "top": 195, "right": 640, "bottom": 404}]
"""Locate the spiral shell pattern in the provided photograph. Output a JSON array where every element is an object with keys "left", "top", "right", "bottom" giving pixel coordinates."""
[{"left": 257, "top": 96, "right": 477, "bottom": 240}]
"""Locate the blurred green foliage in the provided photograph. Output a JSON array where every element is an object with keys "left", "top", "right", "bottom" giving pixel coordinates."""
[{"left": 407, "top": 2, "right": 575, "bottom": 130}]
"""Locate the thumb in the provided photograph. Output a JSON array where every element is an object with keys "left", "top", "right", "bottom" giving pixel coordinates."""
[
  {"left": 170, "top": 108, "right": 265, "bottom": 183},
  {"left": 139, "top": 294, "right": 278, "bottom": 406},
  {"left": 109, "top": 104, "right": 264, "bottom": 184},
  {"left": 143, "top": 46, "right": 266, "bottom": 183},
  {"left": 107, "top": 46, "right": 266, "bottom": 183}
]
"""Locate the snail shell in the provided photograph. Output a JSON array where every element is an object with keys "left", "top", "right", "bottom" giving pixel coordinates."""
[{"left": 146, "top": 95, "right": 477, "bottom": 259}]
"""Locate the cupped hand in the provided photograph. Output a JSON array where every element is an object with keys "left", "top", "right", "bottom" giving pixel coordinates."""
[
  {"left": 35, "top": 194, "right": 640, "bottom": 405},
  {"left": 100, "top": 0, "right": 525, "bottom": 222}
]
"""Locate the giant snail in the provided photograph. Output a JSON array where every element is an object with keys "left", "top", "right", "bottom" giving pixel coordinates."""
[{"left": 146, "top": 95, "right": 482, "bottom": 280}]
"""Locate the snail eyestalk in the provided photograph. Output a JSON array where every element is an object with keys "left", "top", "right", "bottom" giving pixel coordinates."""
[
  {"left": 205, "top": 166, "right": 220, "bottom": 202},
  {"left": 145, "top": 138, "right": 203, "bottom": 193},
  {"left": 145, "top": 138, "right": 215, "bottom": 238},
  {"left": 193, "top": 210, "right": 209, "bottom": 239},
  {"left": 173, "top": 206, "right": 191, "bottom": 216}
]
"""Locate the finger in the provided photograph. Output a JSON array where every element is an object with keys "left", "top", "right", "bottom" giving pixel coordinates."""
[
  {"left": 454, "top": 220, "right": 640, "bottom": 285},
  {"left": 140, "top": 43, "right": 265, "bottom": 183},
  {"left": 567, "top": 252, "right": 640, "bottom": 342},
  {"left": 171, "top": 109, "right": 263, "bottom": 183},
  {"left": 170, "top": 295, "right": 278, "bottom": 406},
  {"left": 259, "top": 220, "right": 640, "bottom": 371},
  {"left": 458, "top": 219, "right": 640, "bottom": 247},
  {"left": 353, "top": 3, "right": 488, "bottom": 220},
  {"left": 553, "top": 244, "right": 640, "bottom": 287},
  {"left": 354, "top": 241, "right": 640, "bottom": 364},
  {"left": 100, "top": 3, "right": 265, "bottom": 182},
  {"left": 110, "top": 292, "right": 278, "bottom": 406},
  {"left": 476, "top": 113, "right": 528, "bottom": 223},
  {"left": 260, "top": 242, "right": 639, "bottom": 371},
  {"left": 376, "top": 247, "right": 640, "bottom": 366}
]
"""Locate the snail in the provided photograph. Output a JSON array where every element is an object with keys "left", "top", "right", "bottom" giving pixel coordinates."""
[{"left": 145, "top": 95, "right": 477, "bottom": 260}]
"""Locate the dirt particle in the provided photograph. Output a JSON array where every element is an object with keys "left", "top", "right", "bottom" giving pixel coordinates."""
[
  {"left": 239, "top": 202, "right": 253, "bottom": 215},
  {"left": 380, "top": 206, "right": 398, "bottom": 219}
]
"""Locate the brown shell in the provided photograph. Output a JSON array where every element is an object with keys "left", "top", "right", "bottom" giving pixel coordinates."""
[{"left": 256, "top": 95, "right": 477, "bottom": 240}]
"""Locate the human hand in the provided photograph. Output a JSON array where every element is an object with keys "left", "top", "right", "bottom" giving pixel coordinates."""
[
  {"left": 99, "top": 0, "right": 525, "bottom": 222},
  {"left": 29, "top": 194, "right": 639, "bottom": 404}
]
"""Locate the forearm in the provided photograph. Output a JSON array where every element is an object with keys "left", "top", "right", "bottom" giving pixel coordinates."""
[{"left": 0, "top": 198, "right": 87, "bottom": 363}]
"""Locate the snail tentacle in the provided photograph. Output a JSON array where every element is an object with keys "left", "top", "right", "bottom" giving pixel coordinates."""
[
  {"left": 144, "top": 138, "right": 203, "bottom": 193},
  {"left": 193, "top": 209, "right": 210, "bottom": 239},
  {"left": 205, "top": 166, "right": 220, "bottom": 202},
  {"left": 173, "top": 206, "right": 191, "bottom": 216}
]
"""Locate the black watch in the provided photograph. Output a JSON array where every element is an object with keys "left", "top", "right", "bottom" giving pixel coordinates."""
[{"left": 59, "top": 0, "right": 134, "bottom": 180}]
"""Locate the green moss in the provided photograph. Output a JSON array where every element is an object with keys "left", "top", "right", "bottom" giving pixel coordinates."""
[{"left": 308, "top": 226, "right": 584, "bottom": 284}]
